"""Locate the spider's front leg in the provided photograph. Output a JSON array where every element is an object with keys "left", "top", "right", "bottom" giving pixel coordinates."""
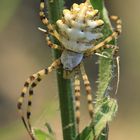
[
  {"left": 38, "top": 27, "right": 64, "bottom": 51},
  {"left": 80, "top": 63, "right": 94, "bottom": 119},
  {"left": 17, "top": 59, "right": 61, "bottom": 140},
  {"left": 39, "top": 0, "right": 60, "bottom": 41},
  {"left": 44, "top": 33, "right": 63, "bottom": 50}
]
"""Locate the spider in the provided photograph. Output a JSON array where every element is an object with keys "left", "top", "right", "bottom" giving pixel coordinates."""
[{"left": 17, "top": 0, "right": 122, "bottom": 139}]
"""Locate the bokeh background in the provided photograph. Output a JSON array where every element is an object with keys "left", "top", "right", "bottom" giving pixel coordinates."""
[{"left": 0, "top": 0, "right": 139, "bottom": 140}]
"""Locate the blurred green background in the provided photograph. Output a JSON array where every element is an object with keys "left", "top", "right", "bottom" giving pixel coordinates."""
[{"left": 0, "top": 0, "right": 139, "bottom": 140}]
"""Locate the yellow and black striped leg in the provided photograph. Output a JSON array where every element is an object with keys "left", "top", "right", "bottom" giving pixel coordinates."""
[
  {"left": 17, "top": 74, "right": 38, "bottom": 140},
  {"left": 26, "top": 59, "right": 61, "bottom": 132},
  {"left": 80, "top": 63, "right": 94, "bottom": 119},
  {"left": 17, "top": 59, "right": 61, "bottom": 140},
  {"left": 39, "top": 0, "right": 60, "bottom": 41},
  {"left": 27, "top": 76, "right": 41, "bottom": 131},
  {"left": 74, "top": 71, "right": 81, "bottom": 133},
  {"left": 38, "top": 27, "right": 63, "bottom": 50},
  {"left": 45, "top": 36, "right": 63, "bottom": 50},
  {"left": 85, "top": 15, "right": 122, "bottom": 56},
  {"left": 110, "top": 15, "right": 122, "bottom": 33}
]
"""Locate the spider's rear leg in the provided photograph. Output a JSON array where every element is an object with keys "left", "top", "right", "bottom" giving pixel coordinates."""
[
  {"left": 17, "top": 59, "right": 61, "bottom": 140},
  {"left": 39, "top": 0, "right": 60, "bottom": 41},
  {"left": 27, "top": 75, "right": 42, "bottom": 131},
  {"left": 74, "top": 71, "right": 81, "bottom": 132},
  {"left": 27, "top": 59, "right": 61, "bottom": 132},
  {"left": 17, "top": 73, "right": 39, "bottom": 140},
  {"left": 26, "top": 58, "right": 61, "bottom": 131},
  {"left": 80, "top": 63, "right": 94, "bottom": 118}
]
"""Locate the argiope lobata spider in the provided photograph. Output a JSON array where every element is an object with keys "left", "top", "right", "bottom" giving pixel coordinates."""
[{"left": 17, "top": 0, "right": 122, "bottom": 139}]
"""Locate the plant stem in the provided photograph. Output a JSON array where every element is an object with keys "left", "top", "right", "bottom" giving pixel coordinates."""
[
  {"left": 46, "top": 0, "right": 77, "bottom": 140},
  {"left": 90, "top": 0, "right": 116, "bottom": 140}
]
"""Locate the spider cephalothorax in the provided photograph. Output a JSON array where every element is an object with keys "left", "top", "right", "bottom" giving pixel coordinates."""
[{"left": 17, "top": 0, "right": 122, "bottom": 139}]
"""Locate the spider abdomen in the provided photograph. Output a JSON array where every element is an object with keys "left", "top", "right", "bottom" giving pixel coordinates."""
[{"left": 56, "top": 2, "right": 104, "bottom": 53}]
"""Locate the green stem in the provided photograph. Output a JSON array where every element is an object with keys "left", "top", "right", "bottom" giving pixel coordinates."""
[
  {"left": 46, "top": 0, "right": 77, "bottom": 140},
  {"left": 90, "top": 0, "right": 115, "bottom": 140}
]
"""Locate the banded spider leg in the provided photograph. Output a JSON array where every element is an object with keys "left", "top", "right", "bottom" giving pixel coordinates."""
[{"left": 17, "top": 59, "right": 61, "bottom": 140}]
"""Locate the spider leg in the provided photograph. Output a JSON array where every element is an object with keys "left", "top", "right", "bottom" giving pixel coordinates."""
[
  {"left": 85, "top": 15, "right": 122, "bottom": 56},
  {"left": 38, "top": 27, "right": 64, "bottom": 51},
  {"left": 17, "top": 59, "right": 61, "bottom": 140},
  {"left": 80, "top": 63, "right": 94, "bottom": 118},
  {"left": 45, "top": 35, "right": 63, "bottom": 50},
  {"left": 27, "top": 76, "right": 42, "bottom": 131},
  {"left": 95, "top": 44, "right": 119, "bottom": 58},
  {"left": 74, "top": 71, "right": 81, "bottom": 132},
  {"left": 39, "top": 0, "right": 60, "bottom": 41}
]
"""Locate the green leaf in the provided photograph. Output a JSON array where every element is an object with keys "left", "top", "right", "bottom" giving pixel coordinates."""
[
  {"left": 89, "top": 1, "right": 118, "bottom": 140},
  {"left": 75, "top": 126, "right": 94, "bottom": 140},
  {"left": 90, "top": 0, "right": 104, "bottom": 11},
  {"left": 94, "top": 98, "right": 118, "bottom": 138},
  {"left": 90, "top": 0, "right": 115, "bottom": 100},
  {"left": 33, "top": 128, "right": 55, "bottom": 140}
]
